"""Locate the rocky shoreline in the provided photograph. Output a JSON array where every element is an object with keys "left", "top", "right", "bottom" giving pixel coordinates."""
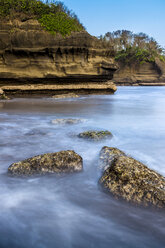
[{"left": 6, "top": 119, "right": 165, "bottom": 209}]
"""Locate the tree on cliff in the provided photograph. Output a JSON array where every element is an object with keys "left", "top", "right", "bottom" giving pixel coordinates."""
[
  {"left": 100, "top": 30, "right": 165, "bottom": 64},
  {"left": 0, "top": 0, "right": 85, "bottom": 36}
]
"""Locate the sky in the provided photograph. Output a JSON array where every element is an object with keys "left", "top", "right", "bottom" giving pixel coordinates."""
[{"left": 60, "top": 0, "right": 165, "bottom": 47}]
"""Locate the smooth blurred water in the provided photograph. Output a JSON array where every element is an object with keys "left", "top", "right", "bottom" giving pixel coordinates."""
[{"left": 0, "top": 86, "right": 165, "bottom": 248}]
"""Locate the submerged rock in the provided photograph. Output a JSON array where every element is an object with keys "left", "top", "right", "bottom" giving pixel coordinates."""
[
  {"left": 78, "top": 131, "right": 113, "bottom": 141},
  {"left": 99, "top": 147, "right": 165, "bottom": 208},
  {"left": 8, "top": 150, "right": 83, "bottom": 176},
  {"left": 52, "top": 93, "right": 79, "bottom": 99},
  {"left": 25, "top": 129, "right": 47, "bottom": 136},
  {"left": 52, "top": 118, "right": 84, "bottom": 125}
]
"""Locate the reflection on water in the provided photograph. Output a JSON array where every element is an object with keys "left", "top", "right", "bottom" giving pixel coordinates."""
[{"left": 0, "top": 87, "right": 165, "bottom": 248}]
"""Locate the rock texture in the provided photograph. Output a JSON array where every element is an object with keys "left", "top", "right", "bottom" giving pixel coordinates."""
[
  {"left": 0, "top": 19, "right": 117, "bottom": 95},
  {"left": 0, "top": 87, "right": 9, "bottom": 99},
  {"left": 8, "top": 150, "right": 83, "bottom": 176},
  {"left": 78, "top": 131, "right": 113, "bottom": 141},
  {"left": 52, "top": 118, "right": 84, "bottom": 125},
  {"left": 99, "top": 147, "right": 165, "bottom": 208},
  {"left": 114, "top": 61, "right": 165, "bottom": 85}
]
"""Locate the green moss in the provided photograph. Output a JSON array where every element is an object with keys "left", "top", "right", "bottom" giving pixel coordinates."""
[{"left": 0, "top": 0, "right": 85, "bottom": 36}]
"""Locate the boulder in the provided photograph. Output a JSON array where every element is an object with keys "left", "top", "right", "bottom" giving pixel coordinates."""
[
  {"left": 52, "top": 118, "right": 84, "bottom": 125},
  {"left": 78, "top": 131, "right": 113, "bottom": 141},
  {"left": 8, "top": 150, "right": 83, "bottom": 176},
  {"left": 99, "top": 147, "right": 165, "bottom": 208}
]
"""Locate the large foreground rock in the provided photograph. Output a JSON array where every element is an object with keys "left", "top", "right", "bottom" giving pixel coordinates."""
[
  {"left": 99, "top": 147, "right": 165, "bottom": 208},
  {"left": 8, "top": 150, "right": 83, "bottom": 176}
]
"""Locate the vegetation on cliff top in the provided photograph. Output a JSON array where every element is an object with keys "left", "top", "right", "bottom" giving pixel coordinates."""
[
  {"left": 0, "top": 0, "right": 85, "bottom": 36},
  {"left": 100, "top": 30, "right": 165, "bottom": 64}
]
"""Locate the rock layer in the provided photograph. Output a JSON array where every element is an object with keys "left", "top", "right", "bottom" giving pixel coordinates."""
[
  {"left": 0, "top": 19, "right": 117, "bottom": 95},
  {"left": 99, "top": 147, "right": 165, "bottom": 208},
  {"left": 8, "top": 150, "right": 83, "bottom": 176},
  {"left": 114, "top": 61, "right": 165, "bottom": 85}
]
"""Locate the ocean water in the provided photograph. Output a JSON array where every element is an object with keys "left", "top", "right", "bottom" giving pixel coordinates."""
[{"left": 0, "top": 86, "right": 165, "bottom": 248}]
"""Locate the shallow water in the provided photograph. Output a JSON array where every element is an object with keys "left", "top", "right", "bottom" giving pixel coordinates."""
[{"left": 0, "top": 86, "right": 165, "bottom": 248}]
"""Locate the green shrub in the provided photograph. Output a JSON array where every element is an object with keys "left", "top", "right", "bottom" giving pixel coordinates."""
[
  {"left": 0, "top": 0, "right": 85, "bottom": 36},
  {"left": 39, "top": 12, "right": 83, "bottom": 36},
  {"left": 115, "top": 47, "right": 162, "bottom": 64}
]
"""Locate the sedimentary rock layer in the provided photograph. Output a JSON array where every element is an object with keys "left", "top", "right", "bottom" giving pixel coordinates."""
[
  {"left": 114, "top": 60, "right": 165, "bottom": 85},
  {"left": 0, "top": 19, "right": 117, "bottom": 94}
]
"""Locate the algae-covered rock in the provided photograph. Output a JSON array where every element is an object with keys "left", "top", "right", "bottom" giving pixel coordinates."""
[
  {"left": 8, "top": 150, "right": 83, "bottom": 176},
  {"left": 99, "top": 147, "right": 165, "bottom": 208},
  {"left": 78, "top": 131, "right": 113, "bottom": 141},
  {"left": 52, "top": 118, "right": 84, "bottom": 125}
]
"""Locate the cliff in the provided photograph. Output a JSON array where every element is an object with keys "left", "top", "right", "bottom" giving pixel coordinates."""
[
  {"left": 0, "top": 19, "right": 117, "bottom": 95},
  {"left": 114, "top": 59, "right": 165, "bottom": 86}
]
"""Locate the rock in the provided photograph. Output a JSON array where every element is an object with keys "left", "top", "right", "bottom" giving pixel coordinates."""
[
  {"left": 78, "top": 131, "right": 113, "bottom": 141},
  {"left": 52, "top": 93, "right": 79, "bottom": 99},
  {"left": 0, "top": 88, "right": 4, "bottom": 95},
  {"left": 52, "top": 119, "right": 84, "bottom": 125},
  {"left": 114, "top": 60, "right": 165, "bottom": 85},
  {"left": 0, "top": 19, "right": 117, "bottom": 96},
  {"left": 99, "top": 147, "right": 165, "bottom": 208},
  {"left": 8, "top": 150, "right": 83, "bottom": 176},
  {"left": 0, "top": 88, "right": 9, "bottom": 100}
]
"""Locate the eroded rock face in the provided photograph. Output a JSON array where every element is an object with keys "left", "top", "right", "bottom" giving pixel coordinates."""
[
  {"left": 78, "top": 131, "right": 113, "bottom": 141},
  {"left": 52, "top": 119, "right": 84, "bottom": 125},
  {"left": 114, "top": 61, "right": 165, "bottom": 85},
  {"left": 0, "top": 19, "right": 117, "bottom": 95},
  {"left": 99, "top": 147, "right": 165, "bottom": 208},
  {"left": 8, "top": 150, "right": 83, "bottom": 176}
]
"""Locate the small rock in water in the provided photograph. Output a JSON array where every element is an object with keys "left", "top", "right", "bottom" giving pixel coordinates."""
[
  {"left": 8, "top": 150, "right": 83, "bottom": 176},
  {"left": 78, "top": 130, "right": 113, "bottom": 141},
  {"left": 0, "top": 88, "right": 9, "bottom": 100},
  {"left": 99, "top": 146, "right": 165, "bottom": 208},
  {"left": 52, "top": 93, "right": 79, "bottom": 99},
  {"left": 52, "top": 118, "right": 84, "bottom": 125}
]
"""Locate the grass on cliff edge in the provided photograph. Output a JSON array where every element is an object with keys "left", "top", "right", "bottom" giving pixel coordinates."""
[{"left": 0, "top": 0, "right": 85, "bottom": 36}]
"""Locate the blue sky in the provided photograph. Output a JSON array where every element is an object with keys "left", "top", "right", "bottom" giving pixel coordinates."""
[{"left": 60, "top": 0, "right": 165, "bottom": 47}]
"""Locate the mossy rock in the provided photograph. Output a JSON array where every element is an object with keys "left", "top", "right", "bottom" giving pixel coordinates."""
[
  {"left": 8, "top": 150, "right": 83, "bottom": 176},
  {"left": 78, "top": 131, "right": 113, "bottom": 141},
  {"left": 99, "top": 147, "right": 165, "bottom": 208}
]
